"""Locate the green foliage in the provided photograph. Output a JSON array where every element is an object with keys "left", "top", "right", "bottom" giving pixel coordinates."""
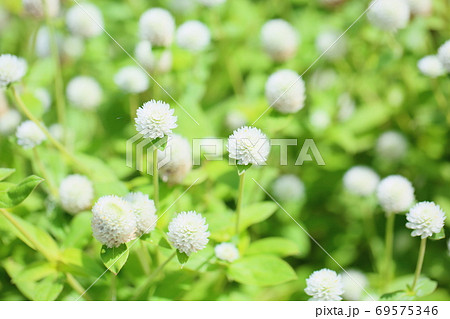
[
  {"left": 0, "top": 174, "right": 43, "bottom": 208},
  {"left": 100, "top": 244, "right": 129, "bottom": 275}
]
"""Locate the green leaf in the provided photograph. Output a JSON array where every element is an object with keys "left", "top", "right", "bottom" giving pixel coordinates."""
[
  {"left": 228, "top": 255, "right": 297, "bottom": 286},
  {"left": 430, "top": 228, "right": 445, "bottom": 241},
  {"left": 177, "top": 250, "right": 189, "bottom": 264},
  {"left": 0, "top": 175, "right": 44, "bottom": 208},
  {"left": 62, "top": 212, "right": 92, "bottom": 249},
  {"left": 380, "top": 290, "right": 415, "bottom": 301},
  {"left": 100, "top": 244, "right": 129, "bottom": 275},
  {"left": 239, "top": 201, "right": 278, "bottom": 231},
  {"left": 413, "top": 277, "right": 438, "bottom": 297},
  {"left": 246, "top": 237, "right": 300, "bottom": 257},
  {"left": 60, "top": 248, "right": 103, "bottom": 278},
  {"left": 0, "top": 168, "right": 15, "bottom": 181},
  {"left": 237, "top": 164, "right": 252, "bottom": 175},
  {"left": 159, "top": 236, "right": 172, "bottom": 249}
]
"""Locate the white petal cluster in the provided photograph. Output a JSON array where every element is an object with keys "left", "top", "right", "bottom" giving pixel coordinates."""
[
  {"left": 272, "top": 174, "right": 305, "bottom": 202},
  {"left": 437, "top": 40, "right": 450, "bottom": 72},
  {"left": 66, "top": 76, "right": 103, "bottom": 110},
  {"left": 123, "top": 192, "right": 157, "bottom": 236},
  {"left": 261, "top": 19, "right": 299, "bottom": 62},
  {"left": 16, "top": 120, "right": 46, "bottom": 149},
  {"left": 367, "top": 0, "right": 410, "bottom": 32},
  {"left": 34, "top": 87, "right": 52, "bottom": 112},
  {"left": 0, "top": 109, "right": 21, "bottom": 135},
  {"left": 167, "top": 211, "right": 210, "bottom": 256},
  {"left": 215, "top": 243, "right": 239, "bottom": 262},
  {"left": 343, "top": 166, "right": 380, "bottom": 197},
  {"left": 0, "top": 54, "right": 27, "bottom": 88},
  {"left": 407, "top": 0, "right": 432, "bottom": 16},
  {"left": 265, "top": 69, "right": 305, "bottom": 114},
  {"left": 417, "top": 55, "right": 445, "bottom": 78},
  {"left": 305, "top": 269, "right": 344, "bottom": 301},
  {"left": 227, "top": 126, "right": 270, "bottom": 165},
  {"left": 91, "top": 195, "right": 136, "bottom": 248},
  {"left": 406, "top": 202, "right": 446, "bottom": 239},
  {"left": 114, "top": 66, "right": 149, "bottom": 94},
  {"left": 225, "top": 110, "right": 247, "bottom": 131},
  {"left": 139, "top": 8, "right": 175, "bottom": 47},
  {"left": 22, "top": 0, "right": 59, "bottom": 18},
  {"left": 176, "top": 20, "right": 211, "bottom": 52},
  {"left": 341, "top": 270, "right": 369, "bottom": 301},
  {"left": 66, "top": 3, "right": 104, "bottom": 38},
  {"left": 377, "top": 175, "right": 415, "bottom": 214},
  {"left": 158, "top": 134, "right": 193, "bottom": 184},
  {"left": 197, "top": 0, "right": 226, "bottom": 7},
  {"left": 315, "top": 30, "right": 347, "bottom": 60},
  {"left": 376, "top": 131, "right": 408, "bottom": 161},
  {"left": 135, "top": 100, "right": 177, "bottom": 140},
  {"left": 59, "top": 174, "right": 94, "bottom": 214}
]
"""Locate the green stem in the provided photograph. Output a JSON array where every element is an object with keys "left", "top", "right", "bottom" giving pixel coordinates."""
[
  {"left": 411, "top": 238, "right": 427, "bottom": 291},
  {"left": 138, "top": 241, "right": 151, "bottom": 275},
  {"left": 235, "top": 171, "right": 246, "bottom": 236},
  {"left": 153, "top": 148, "right": 159, "bottom": 210},
  {"left": 66, "top": 273, "right": 92, "bottom": 301},
  {"left": 383, "top": 213, "right": 395, "bottom": 285},
  {"left": 32, "top": 148, "right": 59, "bottom": 199},
  {"left": 129, "top": 94, "right": 138, "bottom": 120},
  {"left": 111, "top": 273, "right": 117, "bottom": 301}
]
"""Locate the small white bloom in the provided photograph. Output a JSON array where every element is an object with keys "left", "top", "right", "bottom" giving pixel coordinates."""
[
  {"left": 49, "top": 123, "right": 64, "bottom": 141},
  {"left": 367, "top": 0, "right": 410, "bottom": 32},
  {"left": 265, "top": 69, "right": 305, "bottom": 114},
  {"left": 341, "top": 270, "right": 369, "bottom": 301},
  {"left": 437, "top": 40, "right": 450, "bottom": 72},
  {"left": 135, "top": 41, "right": 155, "bottom": 70},
  {"left": 59, "top": 174, "right": 94, "bottom": 214},
  {"left": 0, "top": 54, "right": 27, "bottom": 87},
  {"left": 261, "top": 19, "right": 299, "bottom": 62},
  {"left": 417, "top": 55, "right": 445, "bottom": 78},
  {"left": 123, "top": 192, "right": 157, "bottom": 236},
  {"left": 135, "top": 100, "right": 177, "bottom": 140},
  {"left": 343, "top": 166, "right": 380, "bottom": 197},
  {"left": 66, "top": 76, "right": 103, "bottom": 110},
  {"left": 62, "top": 36, "right": 85, "bottom": 59},
  {"left": 91, "top": 195, "right": 136, "bottom": 248},
  {"left": 215, "top": 243, "right": 239, "bottom": 262},
  {"left": 34, "top": 87, "right": 52, "bottom": 112},
  {"left": 197, "top": 0, "right": 226, "bottom": 7},
  {"left": 272, "top": 174, "right": 305, "bottom": 202},
  {"left": 16, "top": 120, "right": 46, "bottom": 149},
  {"left": 227, "top": 126, "right": 270, "bottom": 166},
  {"left": 167, "top": 211, "right": 210, "bottom": 256},
  {"left": 114, "top": 66, "right": 149, "bottom": 94},
  {"left": 406, "top": 202, "right": 446, "bottom": 239},
  {"left": 0, "top": 109, "right": 21, "bottom": 135},
  {"left": 407, "top": 0, "right": 432, "bottom": 16},
  {"left": 22, "top": 0, "right": 60, "bottom": 18},
  {"left": 377, "top": 175, "right": 415, "bottom": 214},
  {"left": 305, "top": 268, "right": 344, "bottom": 301},
  {"left": 158, "top": 134, "right": 193, "bottom": 184},
  {"left": 66, "top": 3, "right": 104, "bottom": 38},
  {"left": 176, "top": 20, "right": 211, "bottom": 52},
  {"left": 310, "top": 109, "right": 331, "bottom": 130},
  {"left": 316, "top": 30, "right": 347, "bottom": 60},
  {"left": 376, "top": 131, "right": 408, "bottom": 161},
  {"left": 139, "top": 8, "right": 175, "bottom": 47},
  {"left": 225, "top": 110, "right": 247, "bottom": 131}
]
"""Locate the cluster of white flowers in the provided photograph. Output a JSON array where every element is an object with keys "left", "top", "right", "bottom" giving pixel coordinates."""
[
  {"left": 139, "top": 8, "right": 175, "bottom": 47},
  {"left": 341, "top": 270, "right": 369, "bottom": 301},
  {"left": 66, "top": 3, "right": 104, "bottom": 38},
  {"left": 377, "top": 175, "right": 415, "bottom": 214},
  {"left": 0, "top": 109, "right": 21, "bottom": 135},
  {"left": 437, "top": 40, "right": 450, "bottom": 72},
  {"left": 227, "top": 126, "right": 270, "bottom": 165},
  {"left": 305, "top": 269, "right": 344, "bottom": 301},
  {"left": 59, "top": 174, "right": 94, "bottom": 214},
  {"left": 176, "top": 20, "right": 211, "bottom": 52},
  {"left": 343, "top": 166, "right": 380, "bottom": 197},
  {"left": 167, "top": 211, "right": 210, "bottom": 256},
  {"left": 265, "top": 69, "right": 305, "bottom": 114},
  {"left": 0, "top": 54, "right": 27, "bottom": 88},
  {"left": 16, "top": 120, "right": 46, "bottom": 149},
  {"left": 315, "top": 30, "right": 347, "bottom": 61},
  {"left": 261, "top": 19, "right": 299, "bottom": 62},
  {"left": 197, "top": 0, "right": 226, "bottom": 7},
  {"left": 22, "top": 0, "right": 60, "bottom": 18},
  {"left": 114, "top": 66, "right": 150, "bottom": 94},
  {"left": 123, "top": 192, "right": 157, "bottom": 236},
  {"left": 417, "top": 55, "right": 445, "bottom": 78},
  {"left": 407, "top": 0, "right": 432, "bottom": 16},
  {"left": 158, "top": 134, "right": 193, "bottom": 184},
  {"left": 406, "top": 202, "right": 446, "bottom": 238},
  {"left": 215, "top": 243, "right": 239, "bottom": 262},
  {"left": 135, "top": 41, "right": 173, "bottom": 73},
  {"left": 135, "top": 100, "right": 177, "bottom": 140},
  {"left": 225, "top": 110, "right": 247, "bottom": 131},
  {"left": 66, "top": 76, "right": 103, "bottom": 110},
  {"left": 367, "top": 0, "right": 410, "bottom": 32},
  {"left": 272, "top": 174, "right": 305, "bottom": 202},
  {"left": 376, "top": 131, "right": 408, "bottom": 161}
]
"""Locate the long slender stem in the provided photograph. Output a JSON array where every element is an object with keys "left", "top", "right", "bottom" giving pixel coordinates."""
[
  {"left": 65, "top": 273, "right": 92, "bottom": 301},
  {"left": 32, "top": 148, "right": 59, "bottom": 198},
  {"left": 411, "top": 238, "right": 427, "bottom": 291},
  {"left": 129, "top": 94, "right": 138, "bottom": 120},
  {"left": 153, "top": 148, "right": 159, "bottom": 209},
  {"left": 383, "top": 213, "right": 395, "bottom": 285},
  {"left": 235, "top": 171, "right": 246, "bottom": 235},
  {"left": 138, "top": 241, "right": 151, "bottom": 275},
  {"left": 111, "top": 273, "right": 117, "bottom": 301}
]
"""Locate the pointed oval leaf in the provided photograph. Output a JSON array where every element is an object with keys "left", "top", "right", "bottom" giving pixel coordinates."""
[{"left": 100, "top": 244, "right": 129, "bottom": 275}]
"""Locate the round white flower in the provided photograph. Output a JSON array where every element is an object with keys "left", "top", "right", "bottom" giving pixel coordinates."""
[
  {"left": 265, "top": 69, "right": 305, "bottom": 114},
  {"left": 123, "top": 192, "right": 157, "bottom": 236},
  {"left": 272, "top": 174, "right": 305, "bottom": 202},
  {"left": 114, "top": 66, "right": 149, "bottom": 94},
  {"left": 0, "top": 109, "right": 21, "bottom": 135},
  {"left": 176, "top": 20, "right": 211, "bottom": 52},
  {"left": 34, "top": 87, "right": 52, "bottom": 112},
  {"left": 66, "top": 76, "right": 103, "bottom": 110},
  {"left": 305, "top": 268, "right": 344, "bottom": 301},
  {"left": 341, "top": 270, "right": 369, "bottom": 301},
  {"left": 315, "top": 30, "right": 347, "bottom": 60},
  {"left": 91, "top": 195, "right": 136, "bottom": 248},
  {"left": 135, "top": 100, "right": 177, "bottom": 140},
  {"left": 310, "top": 109, "right": 331, "bottom": 130},
  {"left": 437, "top": 40, "right": 450, "bottom": 72},
  {"left": 261, "top": 19, "right": 299, "bottom": 62},
  {"left": 158, "top": 134, "right": 193, "bottom": 184},
  {"left": 62, "top": 36, "right": 85, "bottom": 59},
  {"left": 227, "top": 126, "right": 270, "bottom": 165},
  {"left": 407, "top": 0, "right": 432, "bottom": 16},
  {"left": 22, "top": 0, "right": 59, "bottom": 18},
  {"left": 406, "top": 202, "right": 446, "bottom": 239},
  {"left": 343, "top": 166, "right": 380, "bottom": 197},
  {"left": 0, "top": 54, "right": 27, "bottom": 88},
  {"left": 135, "top": 41, "right": 155, "bottom": 70},
  {"left": 59, "top": 174, "right": 94, "bottom": 214},
  {"left": 215, "top": 243, "right": 239, "bottom": 262},
  {"left": 66, "top": 3, "right": 104, "bottom": 38},
  {"left": 225, "top": 110, "right": 247, "bottom": 131},
  {"left": 16, "top": 120, "right": 46, "bottom": 149},
  {"left": 367, "top": 0, "right": 410, "bottom": 32},
  {"left": 167, "top": 211, "right": 210, "bottom": 256},
  {"left": 49, "top": 123, "right": 64, "bottom": 141},
  {"left": 376, "top": 131, "right": 408, "bottom": 161},
  {"left": 417, "top": 55, "right": 445, "bottom": 78},
  {"left": 139, "top": 8, "right": 175, "bottom": 47},
  {"left": 197, "top": 0, "right": 226, "bottom": 7},
  {"left": 377, "top": 175, "right": 415, "bottom": 214}
]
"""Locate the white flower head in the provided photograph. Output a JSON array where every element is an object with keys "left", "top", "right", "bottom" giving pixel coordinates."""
[
  {"left": 315, "top": 30, "right": 347, "bottom": 60},
  {"left": 272, "top": 174, "right": 305, "bottom": 202},
  {"left": 407, "top": 0, "right": 432, "bottom": 16},
  {"left": 66, "top": 3, "right": 104, "bottom": 38},
  {"left": 62, "top": 36, "right": 85, "bottom": 59},
  {"left": 34, "top": 87, "right": 52, "bottom": 112},
  {"left": 59, "top": 174, "right": 94, "bottom": 214},
  {"left": 310, "top": 109, "right": 331, "bottom": 130},
  {"left": 114, "top": 66, "right": 149, "bottom": 94},
  {"left": 215, "top": 243, "right": 239, "bottom": 262},
  {"left": 343, "top": 166, "right": 380, "bottom": 197},
  {"left": 341, "top": 270, "right": 369, "bottom": 301},
  {"left": 91, "top": 195, "right": 136, "bottom": 248},
  {"left": 265, "top": 69, "right": 305, "bottom": 114},
  {"left": 225, "top": 110, "right": 247, "bottom": 131},
  {"left": 406, "top": 201, "right": 446, "bottom": 239},
  {"left": 376, "top": 131, "right": 408, "bottom": 161},
  {"left": 377, "top": 175, "right": 415, "bottom": 214},
  {"left": 123, "top": 192, "right": 157, "bottom": 236},
  {"left": 0, "top": 109, "right": 21, "bottom": 135},
  {"left": 16, "top": 120, "right": 46, "bottom": 149},
  {"left": 305, "top": 268, "right": 344, "bottom": 301},
  {"left": 367, "top": 0, "right": 410, "bottom": 32},
  {"left": 417, "top": 55, "right": 445, "bottom": 78},
  {"left": 139, "top": 8, "right": 175, "bottom": 47},
  {"left": 135, "top": 100, "right": 177, "bottom": 140},
  {"left": 49, "top": 123, "right": 64, "bottom": 141},
  {"left": 22, "top": 0, "right": 60, "bottom": 18},
  {"left": 167, "top": 211, "right": 210, "bottom": 256},
  {"left": 437, "top": 40, "right": 450, "bottom": 72},
  {"left": 261, "top": 19, "right": 299, "bottom": 62},
  {"left": 0, "top": 54, "right": 27, "bottom": 88},
  {"left": 158, "top": 134, "right": 193, "bottom": 184},
  {"left": 176, "top": 20, "right": 211, "bottom": 52},
  {"left": 197, "top": 0, "right": 226, "bottom": 7},
  {"left": 66, "top": 76, "right": 103, "bottom": 110},
  {"left": 227, "top": 126, "right": 270, "bottom": 166}
]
